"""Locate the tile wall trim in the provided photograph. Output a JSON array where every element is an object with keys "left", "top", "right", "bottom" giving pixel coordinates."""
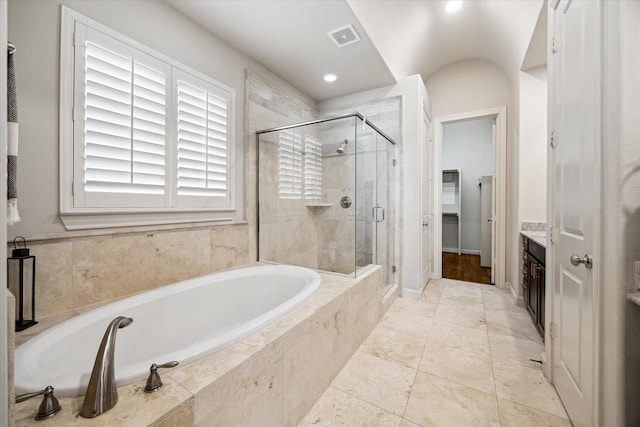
[{"left": 6, "top": 221, "right": 248, "bottom": 246}]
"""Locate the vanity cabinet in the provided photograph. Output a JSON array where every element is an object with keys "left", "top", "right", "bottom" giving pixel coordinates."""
[{"left": 522, "top": 236, "right": 546, "bottom": 338}]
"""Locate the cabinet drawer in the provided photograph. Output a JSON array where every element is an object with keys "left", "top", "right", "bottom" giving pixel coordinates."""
[{"left": 528, "top": 239, "right": 545, "bottom": 265}]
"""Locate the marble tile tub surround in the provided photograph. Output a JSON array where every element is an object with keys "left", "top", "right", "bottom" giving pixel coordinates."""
[
  {"left": 8, "top": 224, "right": 250, "bottom": 320},
  {"left": 15, "top": 265, "right": 386, "bottom": 427},
  {"left": 300, "top": 278, "right": 571, "bottom": 427}
]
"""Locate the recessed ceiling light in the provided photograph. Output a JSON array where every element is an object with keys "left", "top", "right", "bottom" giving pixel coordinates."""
[
  {"left": 323, "top": 74, "right": 337, "bottom": 83},
  {"left": 445, "top": 0, "right": 463, "bottom": 13}
]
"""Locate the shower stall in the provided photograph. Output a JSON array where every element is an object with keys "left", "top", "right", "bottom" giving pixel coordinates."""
[{"left": 256, "top": 113, "right": 398, "bottom": 290}]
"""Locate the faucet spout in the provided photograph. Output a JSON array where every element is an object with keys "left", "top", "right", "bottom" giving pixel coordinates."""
[{"left": 80, "top": 316, "right": 133, "bottom": 418}]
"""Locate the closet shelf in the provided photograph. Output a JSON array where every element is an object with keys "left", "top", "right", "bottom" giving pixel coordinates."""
[{"left": 442, "top": 169, "right": 461, "bottom": 255}]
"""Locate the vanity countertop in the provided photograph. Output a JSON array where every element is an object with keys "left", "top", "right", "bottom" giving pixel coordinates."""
[{"left": 521, "top": 230, "right": 547, "bottom": 248}]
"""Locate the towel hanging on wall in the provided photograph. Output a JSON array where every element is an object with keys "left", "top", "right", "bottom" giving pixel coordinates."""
[{"left": 7, "top": 44, "right": 21, "bottom": 225}]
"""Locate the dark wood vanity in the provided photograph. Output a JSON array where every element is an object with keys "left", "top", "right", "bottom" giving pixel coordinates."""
[{"left": 522, "top": 234, "right": 546, "bottom": 339}]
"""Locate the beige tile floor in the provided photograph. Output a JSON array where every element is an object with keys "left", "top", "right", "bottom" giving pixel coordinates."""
[{"left": 298, "top": 279, "right": 573, "bottom": 427}]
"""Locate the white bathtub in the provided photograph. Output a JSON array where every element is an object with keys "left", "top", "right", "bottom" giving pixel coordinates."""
[{"left": 14, "top": 264, "right": 320, "bottom": 396}]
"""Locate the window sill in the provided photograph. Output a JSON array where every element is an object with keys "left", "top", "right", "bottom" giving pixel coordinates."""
[{"left": 60, "top": 209, "right": 236, "bottom": 231}]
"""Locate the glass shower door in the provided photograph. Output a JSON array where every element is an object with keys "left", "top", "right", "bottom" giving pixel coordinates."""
[
  {"left": 354, "top": 119, "right": 396, "bottom": 289},
  {"left": 374, "top": 132, "right": 395, "bottom": 290}
]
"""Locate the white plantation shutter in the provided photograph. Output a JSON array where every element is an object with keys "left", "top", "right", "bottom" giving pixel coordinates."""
[
  {"left": 278, "top": 130, "right": 303, "bottom": 199},
  {"left": 132, "top": 62, "right": 166, "bottom": 191},
  {"left": 66, "top": 17, "right": 236, "bottom": 223},
  {"left": 176, "top": 72, "right": 230, "bottom": 206},
  {"left": 304, "top": 136, "right": 322, "bottom": 200},
  {"left": 77, "top": 26, "right": 169, "bottom": 208}
]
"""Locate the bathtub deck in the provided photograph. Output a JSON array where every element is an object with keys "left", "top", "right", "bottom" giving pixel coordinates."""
[{"left": 13, "top": 264, "right": 385, "bottom": 427}]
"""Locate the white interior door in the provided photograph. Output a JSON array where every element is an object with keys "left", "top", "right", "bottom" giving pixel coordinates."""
[
  {"left": 421, "top": 109, "right": 433, "bottom": 287},
  {"left": 550, "top": 0, "right": 600, "bottom": 425}
]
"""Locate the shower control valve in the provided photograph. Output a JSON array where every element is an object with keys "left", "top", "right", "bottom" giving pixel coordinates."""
[{"left": 340, "top": 196, "right": 352, "bottom": 209}]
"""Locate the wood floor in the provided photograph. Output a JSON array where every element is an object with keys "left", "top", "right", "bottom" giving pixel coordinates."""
[{"left": 442, "top": 252, "right": 492, "bottom": 285}]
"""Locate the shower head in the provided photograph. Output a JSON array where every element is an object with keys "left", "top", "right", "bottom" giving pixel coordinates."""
[{"left": 336, "top": 139, "right": 348, "bottom": 154}]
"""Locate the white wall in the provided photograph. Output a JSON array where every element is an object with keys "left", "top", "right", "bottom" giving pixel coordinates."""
[
  {"left": 519, "top": 67, "right": 547, "bottom": 223},
  {"left": 442, "top": 117, "right": 494, "bottom": 253},
  {"left": 7, "top": 0, "right": 315, "bottom": 240},
  {"left": 426, "top": 59, "right": 516, "bottom": 286},
  {"left": 601, "top": 1, "right": 640, "bottom": 424},
  {"left": 426, "top": 60, "right": 512, "bottom": 118},
  {"left": 385, "top": 76, "right": 431, "bottom": 297}
]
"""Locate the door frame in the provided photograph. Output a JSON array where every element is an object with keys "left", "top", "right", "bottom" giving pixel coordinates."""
[
  {"left": 433, "top": 106, "right": 507, "bottom": 289},
  {"left": 420, "top": 104, "right": 433, "bottom": 289}
]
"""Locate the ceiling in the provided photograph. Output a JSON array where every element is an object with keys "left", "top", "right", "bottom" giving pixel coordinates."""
[
  {"left": 167, "top": 0, "right": 544, "bottom": 102},
  {"left": 166, "top": 0, "right": 396, "bottom": 102}
]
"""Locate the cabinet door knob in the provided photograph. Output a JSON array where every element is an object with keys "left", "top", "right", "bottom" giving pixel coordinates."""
[{"left": 570, "top": 254, "right": 592, "bottom": 269}]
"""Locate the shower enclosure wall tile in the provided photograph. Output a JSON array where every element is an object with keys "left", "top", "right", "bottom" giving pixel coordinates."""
[
  {"left": 317, "top": 218, "right": 354, "bottom": 273},
  {"left": 72, "top": 234, "right": 156, "bottom": 308},
  {"left": 248, "top": 71, "right": 319, "bottom": 267},
  {"left": 247, "top": 103, "right": 280, "bottom": 134},
  {"left": 154, "top": 230, "right": 211, "bottom": 286},
  {"left": 29, "top": 241, "right": 74, "bottom": 317},
  {"left": 257, "top": 183, "right": 279, "bottom": 224},
  {"left": 258, "top": 138, "right": 278, "bottom": 184}
]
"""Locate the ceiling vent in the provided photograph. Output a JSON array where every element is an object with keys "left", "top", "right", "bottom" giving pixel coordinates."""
[{"left": 327, "top": 24, "right": 361, "bottom": 48}]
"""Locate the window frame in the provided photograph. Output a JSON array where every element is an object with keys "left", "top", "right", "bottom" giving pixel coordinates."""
[{"left": 59, "top": 7, "right": 237, "bottom": 230}]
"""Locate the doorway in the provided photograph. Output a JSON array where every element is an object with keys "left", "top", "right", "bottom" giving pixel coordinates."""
[
  {"left": 441, "top": 117, "right": 494, "bottom": 284},
  {"left": 433, "top": 107, "right": 507, "bottom": 290}
]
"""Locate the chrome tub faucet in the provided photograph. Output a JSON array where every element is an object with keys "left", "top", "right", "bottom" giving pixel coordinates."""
[{"left": 80, "top": 316, "right": 133, "bottom": 418}]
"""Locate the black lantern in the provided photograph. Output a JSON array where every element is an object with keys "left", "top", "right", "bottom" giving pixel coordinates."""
[{"left": 7, "top": 236, "right": 37, "bottom": 331}]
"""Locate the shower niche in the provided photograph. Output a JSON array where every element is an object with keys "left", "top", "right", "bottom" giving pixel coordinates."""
[{"left": 256, "top": 113, "right": 397, "bottom": 288}]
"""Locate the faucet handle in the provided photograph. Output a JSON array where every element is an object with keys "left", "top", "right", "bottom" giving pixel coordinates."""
[
  {"left": 16, "top": 385, "right": 62, "bottom": 420},
  {"left": 144, "top": 361, "right": 179, "bottom": 393}
]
